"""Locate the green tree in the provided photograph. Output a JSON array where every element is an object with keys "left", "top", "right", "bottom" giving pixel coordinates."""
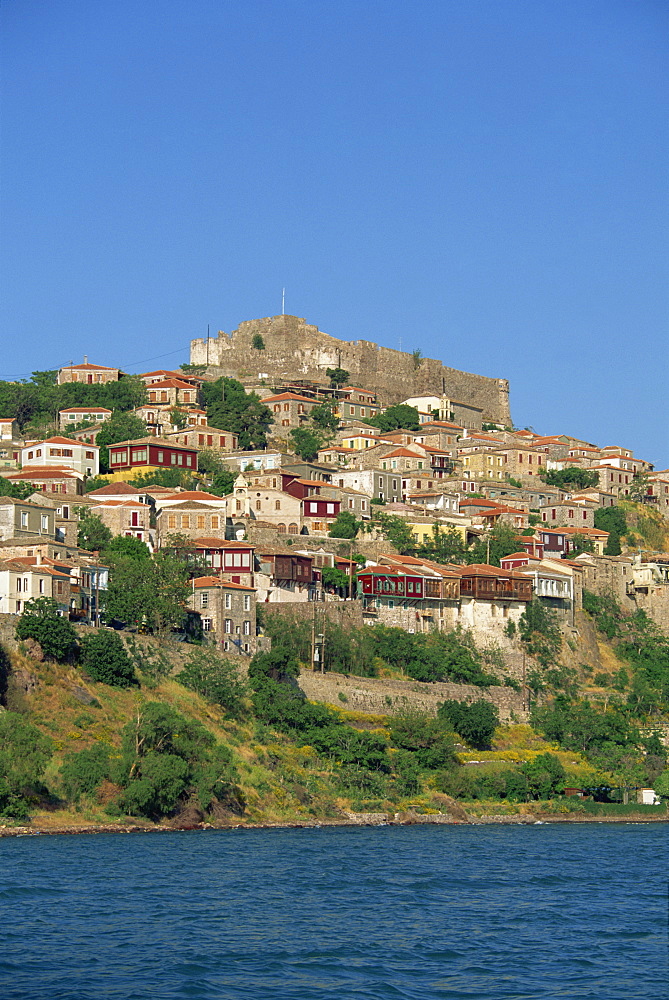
[
  {"left": 208, "top": 469, "right": 236, "bottom": 497},
  {"left": 0, "top": 712, "right": 52, "bottom": 818},
  {"left": 654, "top": 769, "right": 669, "bottom": 801},
  {"left": 178, "top": 648, "right": 248, "bottom": 718},
  {"left": 16, "top": 598, "right": 78, "bottom": 662},
  {"left": 417, "top": 524, "right": 467, "bottom": 563},
  {"left": 310, "top": 402, "right": 339, "bottom": 433},
  {"left": 325, "top": 367, "right": 350, "bottom": 388},
  {"left": 594, "top": 506, "right": 627, "bottom": 555},
  {"left": 366, "top": 404, "right": 420, "bottom": 432},
  {"left": 201, "top": 377, "right": 273, "bottom": 450},
  {"left": 568, "top": 533, "right": 595, "bottom": 556},
  {"left": 79, "top": 630, "right": 138, "bottom": 687},
  {"left": 467, "top": 522, "right": 520, "bottom": 566},
  {"left": 328, "top": 510, "right": 361, "bottom": 539},
  {"left": 517, "top": 599, "right": 562, "bottom": 668},
  {"left": 104, "top": 535, "right": 152, "bottom": 561},
  {"left": 373, "top": 512, "right": 417, "bottom": 555},
  {"left": 104, "top": 549, "right": 190, "bottom": 633},
  {"left": 628, "top": 471, "right": 651, "bottom": 503},
  {"left": 251, "top": 333, "right": 265, "bottom": 350},
  {"left": 389, "top": 710, "right": 458, "bottom": 769},
  {"left": 438, "top": 699, "right": 500, "bottom": 749},
  {"left": 169, "top": 407, "right": 189, "bottom": 429},
  {"left": 116, "top": 701, "right": 242, "bottom": 818},
  {"left": 60, "top": 744, "right": 111, "bottom": 803},
  {"left": 0, "top": 477, "right": 37, "bottom": 500},
  {"left": 541, "top": 467, "right": 600, "bottom": 490},
  {"left": 289, "top": 427, "right": 323, "bottom": 461},
  {"left": 96, "top": 412, "right": 148, "bottom": 472},
  {"left": 520, "top": 752, "right": 566, "bottom": 799},
  {"left": 77, "top": 512, "right": 113, "bottom": 551}
]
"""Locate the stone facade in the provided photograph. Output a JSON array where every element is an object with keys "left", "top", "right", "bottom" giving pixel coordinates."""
[
  {"left": 190, "top": 315, "right": 511, "bottom": 425},
  {"left": 298, "top": 670, "right": 526, "bottom": 723}
]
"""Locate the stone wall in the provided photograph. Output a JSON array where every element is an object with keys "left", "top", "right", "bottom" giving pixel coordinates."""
[
  {"left": 191, "top": 315, "right": 511, "bottom": 425},
  {"left": 299, "top": 669, "right": 526, "bottom": 723}
]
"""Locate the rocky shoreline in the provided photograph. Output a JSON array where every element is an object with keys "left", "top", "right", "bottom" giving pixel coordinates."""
[{"left": 2, "top": 808, "right": 668, "bottom": 837}]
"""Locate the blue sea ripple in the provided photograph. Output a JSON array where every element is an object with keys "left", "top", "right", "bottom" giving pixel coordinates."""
[{"left": 0, "top": 824, "right": 667, "bottom": 999}]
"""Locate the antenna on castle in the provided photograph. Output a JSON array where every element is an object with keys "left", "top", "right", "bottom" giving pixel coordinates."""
[
  {"left": 399, "top": 336, "right": 402, "bottom": 352},
  {"left": 282, "top": 288, "right": 285, "bottom": 315}
]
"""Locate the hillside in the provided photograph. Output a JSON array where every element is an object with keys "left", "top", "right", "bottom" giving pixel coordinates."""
[{"left": 1, "top": 600, "right": 668, "bottom": 832}]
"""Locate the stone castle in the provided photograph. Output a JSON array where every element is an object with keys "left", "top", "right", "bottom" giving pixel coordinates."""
[{"left": 190, "top": 314, "right": 512, "bottom": 425}]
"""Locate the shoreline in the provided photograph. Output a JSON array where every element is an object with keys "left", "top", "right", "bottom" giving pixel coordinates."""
[{"left": 2, "top": 810, "right": 668, "bottom": 837}]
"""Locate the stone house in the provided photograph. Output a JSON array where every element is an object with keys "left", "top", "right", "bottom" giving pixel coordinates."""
[
  {"left": 488, "top": 445, "right": 546, "bottom": 480},
  {"left": 500, "top": 554, "right": 575, "bottom": 615},
  {"left": 188, "top": 576, "right": 256, "bottom": 655},
  {"left": 539, "top": 502, "right": 596, "bottom": 529},
  {"left": 0, "top": 497, "right": 56, "bottom": 541},
  {"left": 260, "top": 391, "right": 318, "bottom": 431},
  {"left": 591, "top": 464, "right": 634, "bottom": 498},
  {"left": 163, "top": 425, "right": 239, "bottom": 452},
  {"left": 333, "top": 386, "right": 380, "bottom": 422},
  {"left": 57, "top": 359, "right": 120, "bottom": 384},
  {"left": 357, "top": 558, "right": 461, "bottom": 632},
  {"left": 453, "top": 563, "right": 532, "bottom": 638},
  {"left": 0, "top": 419, "right": 22, "bottom": 469},
  {"left": 89, "top": 499, "right": 154, "bottom": 549},
  {"left": 157, "top": 501, "right": 227, "bottom": 544},
  {"left": 414, "top": 421, "right": 464, "bottom": 449},
  {"left": 459, "top": 448, "right": 506, "bottom": 481},
  {"left": 145, "top": 378, "right": 199, "bottom": 407}
]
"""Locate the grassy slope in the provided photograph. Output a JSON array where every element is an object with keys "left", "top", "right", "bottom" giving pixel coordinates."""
[{"left": 4, "top": 613, "right": 668, "bottom": 829}]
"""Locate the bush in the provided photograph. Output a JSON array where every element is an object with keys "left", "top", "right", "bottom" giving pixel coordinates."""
[
  {"left": 389, "top": 710, "right": 458, "bottom": 770},
  {"left": 79, "top": 631, "right": 137, "bottom": 688},
  {"left": 438, "top": 699, "right": 500, "bottom": 750},
  {"left": 178, "top": 648, "right": 248, "bottom": 718},
  {"left": 60, "top": 744, "right": 111, "bottom": 802},
  {"left": 16, "top": 598, "right": 78, "bottom": 663},
  {"left": 0, "top": 711, "right": 52, "bottom": 817}
]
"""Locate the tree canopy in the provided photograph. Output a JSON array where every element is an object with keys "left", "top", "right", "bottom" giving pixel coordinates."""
[
  {"left": 200, "top": 377, "right": 273, "bottom": 450},
  {"left": 366, "top": 404, "right": 421, "bottom": 432}
]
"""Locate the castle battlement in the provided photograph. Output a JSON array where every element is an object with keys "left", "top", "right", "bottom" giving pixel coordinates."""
[{"left": 190, "top": 315, "right": 511, "bottom": 425}]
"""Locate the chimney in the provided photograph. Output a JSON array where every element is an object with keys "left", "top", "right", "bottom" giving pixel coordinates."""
[
  {"left": 36, "top": 551, "right": 42, "bottom": 566},
  {"left": 84, "top": 355, "right": 88, "bottom": 364}
]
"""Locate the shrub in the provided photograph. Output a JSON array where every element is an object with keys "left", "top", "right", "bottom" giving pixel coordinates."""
[
  {"left": 177, "top": 648, "right": 248, "bottom": 718},
  {"left": 0, "top": 711, "right": 52, "bottom": 817},
  {"left": 60, "top": 744, "right": 111, "bottom": 802},
  {"left": 438, "top": 700, "right": 499, "bottom": 750},
  {"left": 79, "top": 631, "right": 137, "bottom": 688},
  {"left": 16, "top": 598, "right": 78, "bottom": 662}
]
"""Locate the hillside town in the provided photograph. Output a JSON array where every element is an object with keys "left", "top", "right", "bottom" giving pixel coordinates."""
[{"left": 1, "top": 316, "right": 668, "bottom": 675}]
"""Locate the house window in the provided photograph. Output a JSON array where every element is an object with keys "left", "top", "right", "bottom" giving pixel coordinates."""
[
  {"left": 275, "top": 500, "right": 281, "bottom": 511},
  {"left": 224, "top": 619, "right": 232, "bottom": 633},
  {"left": 41, "top": 515, "right": 48, "bottom": 530},
  {"left": 211, "top": 516, "right": 219, "bottom": 529},
  {"left": 181, "top": 515, "right": 190, "bottom": 528},
  {"left": 201, "top": 592, "right": 209, "bottom": 608},
  {"left": 224, "top": 640, "right": 230, "bottom": 651},
  {"left": 243, "top": 594, "right": 251, "bottom": 611},
  {"left": 202, "top": 618, "right": 212, "bottom": 632},
  {"left": 39, "top": 579, "right": 45, "bottom": 595},
  {"left": 243, "top": 620, "right": 250, "bottom": 635},
  {"left": 168, "top": 514, "right": 177, "bottom": 529},
  {"left": 21, "top": 511, "right": 28, "bottom": 528},
  {"left": 225, "top": 593, "right": 232, "bottom": 610}
]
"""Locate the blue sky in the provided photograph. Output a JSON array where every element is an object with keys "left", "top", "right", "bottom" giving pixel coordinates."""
[{"left": 2, "top": 0, "right": 667, "bottom": 466}]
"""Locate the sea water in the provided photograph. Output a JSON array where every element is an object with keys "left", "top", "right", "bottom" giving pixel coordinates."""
[{"left": 1, "top": 824, "right": 666, "bottom": 999}]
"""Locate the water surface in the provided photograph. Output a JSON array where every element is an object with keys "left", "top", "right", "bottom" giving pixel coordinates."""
[{"left": 1, "top": 824, "right": 666, "bottom": 999}]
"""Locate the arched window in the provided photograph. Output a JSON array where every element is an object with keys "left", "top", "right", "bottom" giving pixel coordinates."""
[{"left": 277, "top": 523, "right": 286, "bottom": 534}]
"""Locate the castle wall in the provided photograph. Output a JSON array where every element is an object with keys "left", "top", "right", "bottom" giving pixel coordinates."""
[{"left": 191, "top": 315, "right": 511, "bottom": 425}]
